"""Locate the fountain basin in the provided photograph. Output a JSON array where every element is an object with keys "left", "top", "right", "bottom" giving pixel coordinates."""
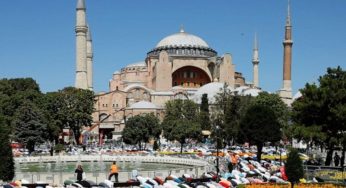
[{"left": 14, "top": 154, "right": 212, "bottom": 186}]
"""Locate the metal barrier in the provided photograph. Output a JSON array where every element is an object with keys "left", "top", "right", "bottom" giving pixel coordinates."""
[{"left": 304, "top": 165, "right": 346, "bottom": 183}]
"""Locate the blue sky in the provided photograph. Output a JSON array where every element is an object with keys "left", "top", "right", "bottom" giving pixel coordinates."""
[{"left": 0, "top": 0, "right": 345, "bottom": 95}]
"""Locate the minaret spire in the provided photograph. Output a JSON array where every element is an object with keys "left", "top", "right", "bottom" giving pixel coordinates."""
[
  {"left": 86, "top": 25, "right": 93, "bottom": 90},
  {"left": 286, "top": 0, "right": 291, "bottom": 26},
  {"left": 77, "top": 0, "right": 86, "bottom": 10},
  {"left": 279, "top": 0, "right": 293, "bottom": 106},
  {"left": 75, "top": 0, "right": 88, "bottom": 89},
  {"left": 252, "top": 32, "right": 259, "bottom": 62},
  {"left": 252, "top": 32, "right": 259, "bottom": 88}
]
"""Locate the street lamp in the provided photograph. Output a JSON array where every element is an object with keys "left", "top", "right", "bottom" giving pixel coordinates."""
[{"left": 215, "top": 125, "right": 220, "bottom": 182}]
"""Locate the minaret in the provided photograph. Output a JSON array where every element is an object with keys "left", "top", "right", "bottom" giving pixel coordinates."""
[
  {"left": 75, "top": 0, "right": 88, "bottom": 89},
  {"left": 279, "top": 0, "right": 293, "bottom": 105},
  {"left": 86, "top": 26, "right": 93, "bottom": 90},
  {"left": 252, "top": 33, "right": 259, "bottom": 88}
]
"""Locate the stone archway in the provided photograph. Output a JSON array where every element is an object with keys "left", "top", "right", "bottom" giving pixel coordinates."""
[{"left": 172, "top": 66, "right": 211, "bottom": 88}]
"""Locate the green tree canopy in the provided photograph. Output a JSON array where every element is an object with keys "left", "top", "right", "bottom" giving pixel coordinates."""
[
  {"left": 122, "top": 113, "right": 161, "bottom": 150},
  {"left": 213, "top": 84, "right": 253, "bottom": 146},
  {"left": 162, "top": 99, "right": 202, "bottom": 153},
  {"left": 12, "top": 101, "right": 48, "bottom": 153},
  {"left": 40, "top": 92, "right": 64, "bottom": 142},
  {"left": 199, "top": 93, "right": 211, "bottom": 131},
  {"left": 43, "top": 87, "right": 94, "bottom": 144},
  {"left": 252, "top": 92, "right": 289, "bottom": 145},
  {"left": 0, "top": 115, "right": 15, "bottom": 181},
  {"left": 285, "top": 148, "right": 304, "bottom": 188},
  {"left": 253, "top": 92, "right": 289, "bottom": 128},
  {"left": 0, "top": 78, "right": 42, "bottom": 130},
  {"left": 291, "top": 66, "right": 346, "bottom": 165},
  {"left": 239, "top": 104, "right": 281, "bottom": 161}
]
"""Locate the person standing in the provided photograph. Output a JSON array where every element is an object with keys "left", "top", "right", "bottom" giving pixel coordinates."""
[
  {"left": 75, "top": 164, "right": 84, "bottom": 182},
  {"left": 340, "top": 154, "right": 345, "bottom": 169},
  {"left": 334, "top": 153, "right": 340, "bottom": 167},
  {"left": 108, "top": 161, "right": 119, "bottom": 182},
  {"left": 230, "top": 153, "right": 239, "bottom": 169}
]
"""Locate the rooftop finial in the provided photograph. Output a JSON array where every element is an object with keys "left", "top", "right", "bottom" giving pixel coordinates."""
[
  {"left": 180, "top": 25, "right": 185, "bottom": 33},
  {"left": 286, "top": 0, "right": 291, "bottom": 26},
  {"left": 77, "top": 0, "right": 86, "bottom": 10}
]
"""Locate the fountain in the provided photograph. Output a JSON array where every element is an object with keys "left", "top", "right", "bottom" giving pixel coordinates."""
[
  {"left": 21, "top": 157, "right": 29, "bottom": 170},
  {"left": 90, "top": 160, "right": 95, "bottom": 172},
  {"left": 38, "top": 156, "right": 45, "bottom": 169},
  {"left": 122, "top": 159, "right": 126, "bottom": 169},
  {"left": 99, "top": 154, "right": 106, "bottom": 171},
  {"left": 55, "top": 155, "right": 61, "bottom": 171},
  {"left": 46, "top": 163, "right": 51, "bottom": 172},
  {"left": 14, "top": 154, "right": 210, "bottom": 186}
]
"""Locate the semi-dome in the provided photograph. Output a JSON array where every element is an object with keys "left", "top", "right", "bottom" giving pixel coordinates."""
[
  {"left": 156, "top": 28, "right": 209, "bottom": 48},
  {"left": 242, "top": 88, "right": 262, "bottom": 97},
  {"left": 293, "top": 91, "right": 302, "bottom": 101},
  {"left": 193, "top": 82, "right": 233, "bottom": 104}
]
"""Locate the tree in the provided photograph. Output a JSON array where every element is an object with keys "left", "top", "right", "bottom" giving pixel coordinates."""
[
  {"left": 214, "top": 84, "right": 253, "bottom": 146},
  {"left": 0, "top": 78, "right": 42, "bottom": 131},
  {"left": 292, "top": 66, "right": 346, "bottom": 165},
  {"left": 285, "top": 148, "right": 304, "bottom": 188},
  {"left": 253, "top": 92, "right": 289, "bottom": 128},
  {"left": 122, "top": 113, "right": 161, "bottom": 150},
  {"left": 0, "top": 115, "right": 15, "bottom": 181},
  {"left": 199, "top": 94, "right": 211, "bottom": 131},
  {"left": 40, "top": 92, "right": 68, "bottom": 143},
  {"left": 12, "top": 101, "right": 48, "bottom": 153},
  {"left": 252, "top": 92, "right": 289, "bottom": 147},
  {"left": 162, "top": 99, "right": 202, "bottom": 153},
  {"left": 61, "top": 87, "right": 94, "bottom": 144},
  {"left": 153, "top": 140, "right": 159, "bottom": 151},
  {"left": 42, "top": 87, "right": 94, "bottom": 144},
  {"left": 239, "top": 104, "right": 281, "bottom": 161}
]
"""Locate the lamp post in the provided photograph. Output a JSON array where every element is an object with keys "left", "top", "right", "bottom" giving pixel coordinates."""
[{"left": 215, "top": 125, "right": 220, "bottom": 182}]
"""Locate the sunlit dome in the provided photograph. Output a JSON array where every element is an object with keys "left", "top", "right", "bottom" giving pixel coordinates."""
[
  {"left": 193, "top": 82, "right": 232, "bottom": 104},
  {"left": 156, "top": 28, "right": 209, "bottom": 48},
  {"left": 242, "top": 88, "right": 262, "bottom": 97},
  {"left": 293, "top": 91, "right": 302, "bottom": 101},
  {"left": 234, "top": 86, "right": 250, "bottom": 95}
]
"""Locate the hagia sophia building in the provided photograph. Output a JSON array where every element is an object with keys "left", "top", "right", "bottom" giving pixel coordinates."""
[{"left": 73, "top": 0, "right": 293, "bottom": 141}]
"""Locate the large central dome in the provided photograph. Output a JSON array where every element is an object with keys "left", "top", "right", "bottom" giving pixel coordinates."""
[
  {"left": 156, "top": 28, "right": 209, "bottom": 48},
  {"left": 147, "top": 28, "right": 216, "bottom": 58}
]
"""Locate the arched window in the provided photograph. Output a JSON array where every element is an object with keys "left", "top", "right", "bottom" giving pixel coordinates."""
[
  {"left": 143, "top": 92, "right": 149, "bottom": 100},
  {"left": 134, "top": 89, "right": 140, "bottom": 99},
  {"left": 190, "top": 72, "right": 194, "bottom": 78}
]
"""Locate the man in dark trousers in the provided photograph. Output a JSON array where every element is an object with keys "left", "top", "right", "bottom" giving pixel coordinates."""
[
  {"left": 340, "top": 154, "right": 345, "bottom": 169},
  {"left": 108, "top": 161, "right": 119, "bottom": 182},
  {"left": 334, "top": 153, "right": 340, "bottom": 167}
]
